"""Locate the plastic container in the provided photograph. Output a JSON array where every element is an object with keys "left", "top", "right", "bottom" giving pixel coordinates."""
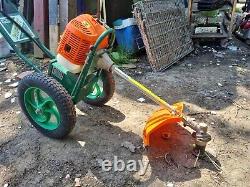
[
  {"left": 113, "top": 18, "right": 144, "bottom": 53},
  {"left": 0, "top": 33, "right": 10, "bottom": 58},
  {"left": 57, "top": 54, "right": 82, "bottom": 74}
]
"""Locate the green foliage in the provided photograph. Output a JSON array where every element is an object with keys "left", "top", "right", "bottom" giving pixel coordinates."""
[{"left": 111, "top": 48, "right": 134, "bottom": 65}]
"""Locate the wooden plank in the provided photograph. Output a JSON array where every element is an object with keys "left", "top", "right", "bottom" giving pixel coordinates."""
[
  {"left": 23, "top": 0, "right": 34, "bottom": 24},
  {"left": 49, "top": 0, "right": 59, "bottom": 53},
  {"left": 21, "top": 0, "right": 33, "bottom": 53},
  {"left": 229, "top": 0, "right": 237, "bottom": 38},
  {"left": 188, "top": 0, "right": 193, "bottom": 24},
  {"left": 59, "top": 0, "right": 77, "bottom": 34},
  {"left": 34, "top": 0, "right": 49, "bottom": 58}
]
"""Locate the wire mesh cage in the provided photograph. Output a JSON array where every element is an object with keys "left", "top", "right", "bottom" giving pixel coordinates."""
[{"left": 133, "top": 0, "right": 193, "bottom": 71}]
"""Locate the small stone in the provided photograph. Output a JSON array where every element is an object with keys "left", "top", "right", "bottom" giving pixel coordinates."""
[
  {"left": 216, "top": 63, "right": 220, "bottom": 66},
  {"left": 242, "top": 58, "right": 246, "bottom": 61},
  {"left": 7, "top": 62, "right": 17, "bottom": 72},
  {"left": 75, "top": 178, "right": 81, "bottom": 187},
  {"left": 137, "top": 98, "right": 145, "bottom": 103},
  {"left": 4, "top": 184, "right": 9, "bottom": 187},
  {"left": 188, "top": 117, "right": 196, "bottom": 121},
  {"left": 167, "top": 182, "right": 174, "bottom": 187},
  {"left": 215, "top": 53, "right": 224, "bottom": 58},
  {"left": 11, "top": 98, "right": 15, "bottom": 103},
  {"left": 121, "top": 141, "right": 136, "bottom": 153},
  {"left": 0, "top": 59, "right": 6, "bottom": 64},
  {"left": 211, "top": 111, "right": 217, "bottom": 115},
  {"left": 9, "top": 82, "right": 19, "bottom": 88},
  {"left": 75, "top": 174, "right": 82, "bottom": 178},
  {"left": 4, "top": 92, "right": 12, "bottom": 99},
  {"left": 0, "top": 67, "right": 7, "bottom": 72},
  {"left": 77, "top": 141, "right": 86, "bottom": 147},
  {"left": 228, "top": 46, "right": 237, "bottom": 51},
  {"left": 65, "top": 174, "right": 70, "bottom": 179},
  {"left": 217, "top": 83, "right": 223, "bottom": 87},
  {"left": 5, "top": 79, "right": 11, "bottom": 83}
]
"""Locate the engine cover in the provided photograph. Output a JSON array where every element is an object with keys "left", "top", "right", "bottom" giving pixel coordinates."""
[{"left": 57, "top": 14, "right": 109, "bottom": 65}]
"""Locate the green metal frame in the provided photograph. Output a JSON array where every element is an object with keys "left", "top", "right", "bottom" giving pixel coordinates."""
[
  {"left": 0, "top": 0, "right": 55, "bottom": 72},
  {"left": 49, "top": 28, "right": 114, "bottom": 104},
  {"left": 0, "top": 0, "right": 115, "bottom": 104},
  {"left": 69, "top": 28, "right": 114, "bottom": 103}
]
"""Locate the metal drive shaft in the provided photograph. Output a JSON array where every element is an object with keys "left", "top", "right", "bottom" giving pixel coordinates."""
[{"left": 97, "top": 52, "right": 211, "bottom": 152}]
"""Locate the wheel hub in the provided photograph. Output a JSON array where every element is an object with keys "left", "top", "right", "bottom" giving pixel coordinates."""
[
  {"left": 35, "top": 108, "right": 43, "bottom": 115},
  {"left": 24, "top": 87, "right": 61, "bottom": 130}
]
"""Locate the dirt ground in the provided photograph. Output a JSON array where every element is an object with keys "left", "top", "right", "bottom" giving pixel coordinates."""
[{"left": 0, "top": 39, "right": 250, "bottom": 187}]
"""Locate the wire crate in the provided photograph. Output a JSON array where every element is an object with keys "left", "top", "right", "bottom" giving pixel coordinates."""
[{"left": 133, "top": 0, "right": 193, "bottom": 71}]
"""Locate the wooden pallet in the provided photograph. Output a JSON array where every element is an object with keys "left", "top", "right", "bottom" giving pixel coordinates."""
[
  {"left": 33, "top": 0, "right": 85, "bottom": 56},
  {"left": 188, "top": 0, "right": 237, "bottom": 41}
]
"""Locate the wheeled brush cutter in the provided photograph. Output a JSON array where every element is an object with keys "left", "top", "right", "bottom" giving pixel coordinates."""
[{"left": 0, "top": 0, "right": 211, "bottom": 153}]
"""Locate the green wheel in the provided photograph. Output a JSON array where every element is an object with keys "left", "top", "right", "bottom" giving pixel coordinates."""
[
  {"left": 18, "top": 73, "right": 76, "bottom": 139},
  {"left": 83, "top": 70, "right": 115, "bottom": 106}
]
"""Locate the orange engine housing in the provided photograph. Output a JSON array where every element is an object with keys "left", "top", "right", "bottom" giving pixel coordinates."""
[{"left": 57, "top": 14, "right": 109, "bottom": 65}]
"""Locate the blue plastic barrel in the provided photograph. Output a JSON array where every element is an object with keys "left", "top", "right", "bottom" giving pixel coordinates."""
[{"left": 113, "top": 18, "right": 144, "bottom": 53}]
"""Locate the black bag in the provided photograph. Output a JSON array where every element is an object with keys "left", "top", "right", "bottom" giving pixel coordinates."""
[{"left": 198, "top": 0, "right": 232, "bottom": 11}]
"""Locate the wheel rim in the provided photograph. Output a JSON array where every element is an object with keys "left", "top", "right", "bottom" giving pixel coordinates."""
[
  {"left": 24, "top": 87, "right": 61, "bottom": 130},
  {"left": 86, "top": 74, "right": 105, "bottom": 100}
]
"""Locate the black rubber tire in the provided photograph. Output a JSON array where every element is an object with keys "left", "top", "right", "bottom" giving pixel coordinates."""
[
  {"left": 83, "top": 70, "right": 115, "bottom": 106},
  {"left": 18, "top": 73, "right": 76, "bottom": 139}
]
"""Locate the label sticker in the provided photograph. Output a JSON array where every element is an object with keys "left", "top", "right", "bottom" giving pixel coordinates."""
[{"left": 82, "top": 21, "right": 91, "bottom": 28}]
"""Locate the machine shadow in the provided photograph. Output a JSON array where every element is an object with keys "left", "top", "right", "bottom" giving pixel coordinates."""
[
  {"left": 0, "top": 104, "right": 222, "bottom": 186},
  {"left": 115, "top": 44, "right": 250, "bottom": 112},
  {"left": 143, "top": 123, "right": 221, "bottom": 185},
  {"left": 70, "top": 104, "right": 221, "bottom": 186}
]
